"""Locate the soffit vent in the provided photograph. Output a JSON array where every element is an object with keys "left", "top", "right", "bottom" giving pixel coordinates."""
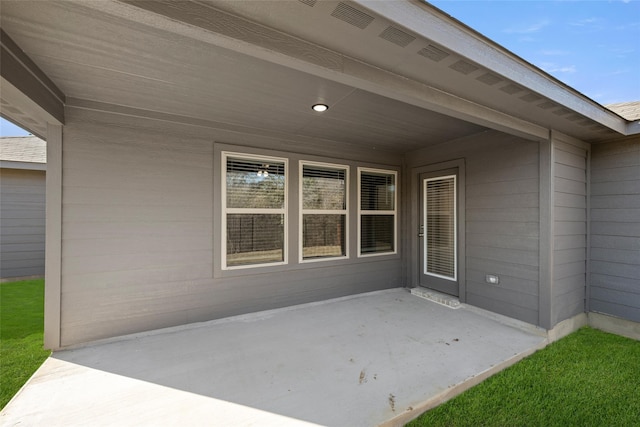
[
  {"left": 520, "top": 93, "right": 543, "bottom": 103},
  {"left": 476, "top": 73, "right": 502, "bottom": 86},
  {"left": 553, "top": 108, "right": 571, "bottom": 116},
  {"left": 297, "top": 0, "right": 317, "bottom": 6},
  {"left": 500, "top": 84, "right": 524, "bottom": 95},
  {"left": 379, "top": 26, "right": 416, "bottom": 47},
  {"left": 418, "top": 44, "right": 449, "bottom": 62},
  {"left": 449, "top": 60, "right": 479, "bottom": 75},
  {"left": 565, "top": 114, "right": 583, "bottom": 122},
  {"left": 331, "top": 3, "right": 374, "bottom": 29},
  {"left": 537, "top": 101, "right": 557, "bottom": 110}
]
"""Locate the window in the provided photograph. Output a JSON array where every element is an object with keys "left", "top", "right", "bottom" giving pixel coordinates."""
[
  {"left": 300, "top": 162, "right": 348, "bottom": 261},
  {"left": 223, "top": 153, "right": 287, "bottom": 268},
  {"left": 358, "top": 168, "right": 397, "bottom": 256},
  {"left": 424, "top": 175, "right": 456, "bottom": 280}
]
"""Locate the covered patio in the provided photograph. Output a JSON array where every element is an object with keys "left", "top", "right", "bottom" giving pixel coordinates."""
[{"left": 2, "top": 289, "right": 547, "bottom": 426}]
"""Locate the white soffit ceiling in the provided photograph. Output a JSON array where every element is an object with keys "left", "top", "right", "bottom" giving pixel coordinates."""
[
  {"left": 204, "top": 0, "right": 625, "bottom": 141},
  {"left": 1, "top": 0, "right": 490, "bottom": 152}
]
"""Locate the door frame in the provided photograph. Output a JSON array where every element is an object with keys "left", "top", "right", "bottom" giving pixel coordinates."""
[{"left": 409, "top": 159, "right": 466, "bottom": 302}]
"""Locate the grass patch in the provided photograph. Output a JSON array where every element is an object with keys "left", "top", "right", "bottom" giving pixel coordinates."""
[
  {"left": 407, "top": 327, "right": 640, "bottom": 426},
  {"left": 0, "top": 279, "right": 50, "bottom": 409}
]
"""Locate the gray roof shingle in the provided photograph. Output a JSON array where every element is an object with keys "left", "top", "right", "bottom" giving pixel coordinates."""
[
  {"left": 607, "top": 101, "right": 640, "bottom": 121},
  {"left": 0, "top": 136, "right": 46, "bottom": 164}
]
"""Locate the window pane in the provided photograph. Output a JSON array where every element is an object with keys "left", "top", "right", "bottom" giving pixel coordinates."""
[
  {"left": 302, "top": 165, "right": 346, "bottom": 210},
  {"left": 360, "top": 215, "right": 394, "bottom": 254},
  {"left": 360, "top": 172, "right": 395, "bottom": 211},
  {"left": 227, "top": 158, "right": 285, "bottom": 209},
  {"left": 426, "top": 177, "right": 455, "bottom": 278},
  {"left": 227, "top": 214, "right": 284, "bottom": 266},
  {"left": 303, "top": 214, "right": 346, "bottom": 259}
]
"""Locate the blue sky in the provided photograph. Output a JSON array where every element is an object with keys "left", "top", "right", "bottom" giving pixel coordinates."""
[
  {"left": 430, "top": 0, "right": 640, "bottom": 104},
  {"left": 1, "top": 0, "right": 638, "bottom": 137}
]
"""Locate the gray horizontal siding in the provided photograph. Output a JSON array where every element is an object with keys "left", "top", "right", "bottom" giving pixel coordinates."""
[
  {"left": 59, "top": 108, "right": 402, "bottom": 346},
  {"left": 0, "top": 168, "right": 46, "bottom": 278},
  {"left": 406, "top": 131, "right": 540, "bottom": 324},
  {"left": 62, "top": 260, "right": 401, "bottom": 344},
  {"left": 551, "top": 138, "right": 587, "bottom": 324},
  {"left": 590, "top": 136, "right": 640, "bottom": 322},
  {"left": 60, "top": 111, "right": 214, "bottom": 346}
]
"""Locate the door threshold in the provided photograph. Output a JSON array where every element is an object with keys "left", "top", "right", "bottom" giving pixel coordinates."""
[{"left": 411, "top": 287, "right": 461, "bottom": 309}]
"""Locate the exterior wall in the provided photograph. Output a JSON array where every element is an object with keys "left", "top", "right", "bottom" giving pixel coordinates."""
[
  {"left": 590, "top": 135, "right": 640, "bottom": 322},
  {"left": 550, "top": 134, "right": 588, "bottom": 325},
  {"left": 405, "top": 130, "right": 541, "bottom": 325},
  {"left": 57, "top": 107, "right": 402, "bottom": 346},
  {"left": 0, "top": 167, "right": 46, "bottom": 279}
]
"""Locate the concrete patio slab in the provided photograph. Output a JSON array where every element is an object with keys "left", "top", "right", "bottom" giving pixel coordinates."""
[{"left": 1, "top": 289, "right": 548, "bottom": 426}]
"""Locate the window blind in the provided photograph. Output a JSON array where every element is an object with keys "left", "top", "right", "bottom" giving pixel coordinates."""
[
  {"left": 301, "top": 163, "right": 347, "bottom": 260},
  {"left": 225, "top": 155, "right": 286, "bottom": 267},
  {"left": 425, "top": 176, "right": 456, "bottom": 279},
  {"left": 226, "top": 158, "right": 285, "bottom": 209},
  {"left": 359, "top": 169, "right": 396, "bottom": 255},
  {"left": 360, "top": 171, "right": 395, "bottom": 211},
  {"left": 302, "top": 165, "right": 346, "bottom": 210}
]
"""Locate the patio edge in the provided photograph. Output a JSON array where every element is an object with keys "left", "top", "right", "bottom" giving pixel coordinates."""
[{"left": 381, "top": 312, "right": 588, "bottom": 427}]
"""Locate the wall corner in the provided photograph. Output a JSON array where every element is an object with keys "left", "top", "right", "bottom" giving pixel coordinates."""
[
  {"left": 538, "top": 134, "right": 554, "bottom": 329},
  {"left": 44, "top": 123, "right": 62, "bottom": 350}
]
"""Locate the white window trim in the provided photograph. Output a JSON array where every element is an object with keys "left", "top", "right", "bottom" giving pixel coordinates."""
[
  {"left": 357, "top": 167, "right": 398, "bottom": 258},
  {"left": 222, "top": 151, "right": 288, "bottom": 270},
  {"left": 299, "top": 161, "right": 349, "bottom": 263},
  {"left": 423, "top": 174, "right": 457, "bottom": 281}
]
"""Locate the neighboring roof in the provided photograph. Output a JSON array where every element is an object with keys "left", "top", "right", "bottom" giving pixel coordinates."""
[
  {"left": 0, "top": 136, "right": 46, "bottom": 170},
  {"left": 607, "top": 102, "right": 640, "bottom": 122}
]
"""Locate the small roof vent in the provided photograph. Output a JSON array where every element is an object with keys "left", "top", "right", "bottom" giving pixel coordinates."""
[
  {"left": 476, "top": 73, "right": 502, "bottom": 86},
  {"left": 537, "top": 101, "right": 557, "bottom": 110},
  {"left": 520, "top": 93, "right": 543, "bottom": 103},
  {"left": 449, "top": 60, "right": 479, "bottom": 75},
  {"left": 418, "top": 44, "right": 449, "bottom": 62},
  {"left": 298, "top": 0, "right": 317, "bottom": 6},
  {"left": 379, "top": 26, "right": 416, "bottom": 47},
  {"left": 331, "top": 3, "right": 374, "bottom": 29},
  {"left": 553, "top": 108, "right": 571, "bottom": 116},
  {"left": 500, "top": 84, "right": 524, "bottom": 95}
]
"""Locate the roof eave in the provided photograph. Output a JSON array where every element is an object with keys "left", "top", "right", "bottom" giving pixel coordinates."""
[
  {"left": 0, "top": 160, "right": 46, "bottom": 171},
  {"left": 354, "top": 0, "right": 632, "bottom": 137}
]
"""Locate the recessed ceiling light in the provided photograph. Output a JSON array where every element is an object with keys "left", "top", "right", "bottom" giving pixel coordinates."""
[{"left": 312, "top": 103, "right": 329, "bottom": 112}]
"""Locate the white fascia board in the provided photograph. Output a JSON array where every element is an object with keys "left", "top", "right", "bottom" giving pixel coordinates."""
[
  {"left": 0, "top": 160, "right": 46, "bottom": 171},
  {"left": 627, "top": 121, "right": 640, "bottom": 135},
  {"left": 352, "top": 0, "right": 629, "bottom": 135}
]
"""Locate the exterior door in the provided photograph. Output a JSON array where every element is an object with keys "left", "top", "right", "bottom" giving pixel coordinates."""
[{"left": 419, "top": 170, "right": 459, "bottom": 296}]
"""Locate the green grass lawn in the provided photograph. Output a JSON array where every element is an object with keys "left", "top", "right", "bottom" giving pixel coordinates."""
[
  {"left": 407, "top": 327, "right": 640, "bottom": 427},
  {"left": 0, "top": 279, "right": 50, "bottom": 409},
  {"left": 1, "top": 282, "right": 639, "bottom": 424}
]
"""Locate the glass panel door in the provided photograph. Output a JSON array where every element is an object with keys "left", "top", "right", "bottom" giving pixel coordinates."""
[{"left": 419, "top": 171, "right": 459, "bottom": 296}]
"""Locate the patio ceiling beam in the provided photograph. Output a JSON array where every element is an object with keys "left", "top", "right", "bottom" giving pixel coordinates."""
[
  {"left": 0, "top": 29, "right": 65, "bottom": 136},
  {"left": 80, "top": 0, "right": 549, "bottom": 142}
]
